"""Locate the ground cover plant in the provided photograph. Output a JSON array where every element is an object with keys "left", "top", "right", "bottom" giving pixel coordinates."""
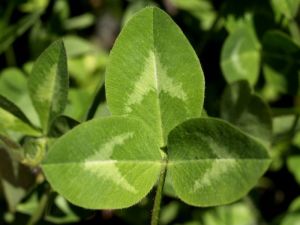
[{"left": 0, "top": 1, "right": 300, "bottom": 225}]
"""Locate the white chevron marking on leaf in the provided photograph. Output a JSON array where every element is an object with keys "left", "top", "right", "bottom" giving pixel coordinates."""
[
  {"left": 157, "top": 60, "right": 187, "bottom": 101},
  {"left": 231, "top": 40, "right": 248, "bottom": 76},
  {"left": 84, "top": 162, "right": 137, "bottom": 193},
  {"left": 125, "top": 51, "right": 187, "bottom": 113},
  {"left": 83, "top": 132, "right": 137, "bottom": 193},
  {"left": 34, "top": 66, "right": 57, "bottom": 103},
  {"left": 86, "top": 132, "right": 134, "bottom": 160},
  {"left": 192, "top": 136, "right": 238, "bottom": 192},
  {"left": 125, "top": 52, "right": 156, "bottom": 113},
  {"left": 202, "top": 135, "right": 239, "bottom": 158},
  {"left": 192, "top": 160, "right": 236, "bottom": 192}
]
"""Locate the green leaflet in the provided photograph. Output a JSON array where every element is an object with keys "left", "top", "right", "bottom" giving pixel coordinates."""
[
  {"left": 0, "top": 95, "right": 40, "bottom": 136},
  {"left": 42, "top": 7, "right": 272, "bottom": 212},
  {"left": 42, "top": 116, "right": 162, "bottom": 209},
  {"left": 63, "top": 35, "right": 94, "bottom": 57},
  {"left": 262, "top": 30, "right": 300, "bottom": 98},
  {"left": 169, "top": 0, "right": 216, "bottom": 30},
  {"left": 0, "top": 68, "right": 39, "bottom": 126},
  {"left": 45, "top": 195, "right": 80, "bottom": 224},
  {"left": 263, "top": 30, "right": 300, "bottom": 53},
  {"left": 64, "top": 13, "right": 95, "bottom": 31},
  {"left": 105, "top": 7, "right": 204, "bottom": 147},
  {"left": 0, "top": 68, "right": 28, "bottom": 101},
  {"left": 167, "top": 118, "right": 271, "bottom": 207},
  {"left": 221, "top": 26, "right": 261, "bottom": 86},
  {"left": 201, "top": 201, "right": 256, "bottom": 225},
  {"left": 29, "top": 40, "right": 68, "bottom": 133},
  {"left": 48, "top": 115, "right": 79, "bottom": 138},
  {"left": 280, "top": 197, "right": 300, "bottom": 225},
  {"left": 287, "top": 156, "right": 300, "bottom": 184},
  {"left": 271, "top": 0, "right": 300, "bottom": 19},
  {"left": 221, "top": 80, "right": 272, "bottom": 146}
]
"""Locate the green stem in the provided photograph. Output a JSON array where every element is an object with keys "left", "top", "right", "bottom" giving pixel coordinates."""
[{"left": 151, "top": 155, "right": 167, "bottom": 225}]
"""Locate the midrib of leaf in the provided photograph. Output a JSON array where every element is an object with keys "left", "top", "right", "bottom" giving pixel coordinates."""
[
  {"left": 151, "top": 9, "right": 165, "bottom": 148},
  {"left": 167, "top": 158, "right": 270, "bottom": 165},
  {"left": 43, "top": 160, "right": 162, "bottom": 166},
  {"left": 43, "top": 64, "right": 60, "bottom": 133},
  {"left": 151, "top": 49, "right": 164, "bottom": 147}
]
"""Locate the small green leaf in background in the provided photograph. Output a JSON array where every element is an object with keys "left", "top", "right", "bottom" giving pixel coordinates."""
[
  {"left": 280, "top": 196, "right": 300, "bottom": 225},
  {"left": 167, "top": 118, "right": 271, "bottom": 206},
  {"left": 0, "top": 95, "right": 40, "bottom": 136},
  {"left": 29, "top": 40, "right": 68, "bottom": 133},
  {"left": 48, "top": 115, "right": 79, "bottom": 138},
  {"left": 42, "top": 116, "right": 162, "bottom": 209},
  {"left": 106, "top": 7, "right": 205, "bottom": 147},
  {"left": 122, "top": 0, "right": 155, "bottom": 26},
  {"left": 221, "top": 26, "right": 261, "bottom": 86},
  {"left": 264, "top": 29, "right": 300, "bottom": 55},
  {"left": 17, "top": 191, "right": 82, "bottom": 224},
  {"left": 287, "top": 156, "right": 300, "bottom": 184},
  {"left": 63, "top": 36, "right": 94, "bottom": 57},
  {"left": 271, "top": 0, "right": 300, "bottom": 20},
  {"left": 169, "top": 0, "right": 217, "bottom": 30},
  {"left": 201, "top": 201, "right": 257, "bottom": 225},
  {"left": 0, "top": 68, "right": 28, "bottom": 102},
  {"left": 19, "top": 0, "right": 49, "bottom": 13},
  {"left": 63, "top": 13, "right": 95, "bottom": 31},
  {"left": 0, "top": 68, "right": 39, "bottom": 126},
  {"left": 64, "top": 88, "right": 94, "bottom": 121},
  {"left": 223, "top": 12, "right": 253, "bottom": 34},
  {"left": 262, "top": 30, "right": 300, "bottom": 99},
  {"left": 159, "top": 201, "right": 180, "bottom": 225},
  {"left": 45, "top": 195, "right": 80, "bottom": 224},
  {"left": 269, "top": 114, "right": 300, "bottom": 171},
  {"left": 221, "top": 80, "right": 272, "bottom": 146}
]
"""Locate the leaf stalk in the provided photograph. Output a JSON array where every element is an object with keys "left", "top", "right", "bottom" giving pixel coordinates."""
[{"left": 151, "top": 154, "right": 167, "bottom": 225}]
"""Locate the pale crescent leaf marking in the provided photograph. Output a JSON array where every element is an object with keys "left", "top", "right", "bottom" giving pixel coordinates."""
[
  {"left": 231, "top": 40, "right": 248, "bottom": 76},
  {"left": 86, "top": 132, "right": 134, "bottom": 160},
  {"left": 83, "top": 162, "right": 137, "bottom": 193},
  {"left": 192, "top": 160, "right": 236, "bottom": 192},
  {"left": 35, "top": 66, "right": 57, "bottom": 103},
  {"left": 202, "top": 135, "right": 239, "bottom": 158},
  {"left": 157, "top": 58, "right": 187, "bottom": 101},
  {"left": 192, "top": 136, "right": 238, "bottom": 192},
  {"left": 125, "top": 52, "right": 156, "bottom": 113},
  {"left": 125, "top": 51, "right": 187, "bottom": 113},
  {"left": 83, "top": 132, "right": 137, "bottom": 193}
]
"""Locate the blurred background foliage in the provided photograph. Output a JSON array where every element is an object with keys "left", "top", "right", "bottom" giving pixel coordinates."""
[{"left": 0, "top": 0, "right": 300, "bottom": 224}]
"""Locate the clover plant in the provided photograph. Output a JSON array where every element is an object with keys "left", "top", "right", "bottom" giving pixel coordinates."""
[{"left": 0, "top": 7, "right": 271, "bottom": 225}]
